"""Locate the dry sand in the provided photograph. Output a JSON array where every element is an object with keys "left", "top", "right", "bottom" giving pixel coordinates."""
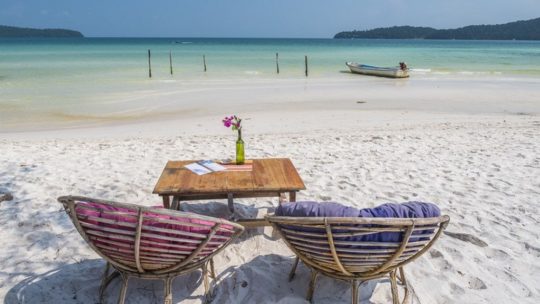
[{"left": 1, "top": 105, "right": 539, "bottom": 303}]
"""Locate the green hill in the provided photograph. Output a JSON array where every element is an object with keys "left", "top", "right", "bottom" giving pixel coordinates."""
[
  {"left": 334, "top": 17, "right": 540, "bottom": 40},
  {"left": 0, "top": 25, "right": 83, "bottom": 38},
  {"left": 335, "top": 26, "right": 437, "bottom": 39}
]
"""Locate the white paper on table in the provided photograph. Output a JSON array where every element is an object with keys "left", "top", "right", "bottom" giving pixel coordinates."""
[
  {"left": 185, "top": 163, "right": 212, "bottom": 175},
  {"left": 185, "top": 160, "right": 226, "bottom": 175},
  {"left": 197, "top": 160, "right": 226, "bottom": 172}
]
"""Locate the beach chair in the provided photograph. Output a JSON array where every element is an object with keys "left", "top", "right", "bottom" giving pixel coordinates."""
[
  {"left": 58, "top": 196, "right": 244, "bottom": 304},
  {"left": 267, "top": 202, "right": 449, "bottom": 304}
]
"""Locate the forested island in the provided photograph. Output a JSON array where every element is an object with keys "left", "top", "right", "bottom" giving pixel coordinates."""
[
  {"left": 0, "top": 25, "right": 83, "bottom": 38},
  {"left": 334, "top": 17, "right": 540, "bottom": 40}
]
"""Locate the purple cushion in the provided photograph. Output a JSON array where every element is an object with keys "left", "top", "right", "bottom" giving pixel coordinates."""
[
  {"left": 276, "top": 201, "right": 440, "bottom": 218},
  {"left": 275, "top": 201, "right": 441, "bottom": 243},
  {"left": 275, "top": 201, "right": 361, "bottom": 217}
]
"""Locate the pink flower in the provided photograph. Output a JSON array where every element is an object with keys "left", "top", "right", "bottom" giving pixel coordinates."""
[
  {"left": 222, "top": 116, "right": 233, "bottom": 128},
  {"left": 222, "top": 115, "right": 242, "bottom": 131}
]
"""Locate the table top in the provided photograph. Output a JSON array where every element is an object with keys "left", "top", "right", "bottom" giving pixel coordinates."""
[{"left": 153, "top": 158, "right": 306, "bottom": 196}]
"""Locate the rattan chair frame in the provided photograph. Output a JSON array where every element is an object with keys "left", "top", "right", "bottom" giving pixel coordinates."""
[
  {"left": 267, "top": 215, "right": 450, "bottom": 304},
  {"left": 58, "top": 195, "right": 244, "bottom": 304}
]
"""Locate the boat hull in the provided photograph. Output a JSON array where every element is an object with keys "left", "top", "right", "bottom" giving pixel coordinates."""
[{"left": 346, "top": 62, "right": 409, "bottom": 78}]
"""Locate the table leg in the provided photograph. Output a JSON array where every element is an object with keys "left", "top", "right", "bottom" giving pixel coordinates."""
[
  {"left": 171, "top": 196, "right": 181, "bottom": 210},
  {"left": 162, "top": 196, "right": 171, "bottom": 209},
  {"left": 289, "top": 191, "right": 296, "bottom": 202},
  {"left": 227, "top": 193, "right": 234, "bottom": 213}
]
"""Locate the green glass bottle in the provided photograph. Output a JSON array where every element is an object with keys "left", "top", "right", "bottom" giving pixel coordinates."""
[{"left": 236, "top": 129, "right": 245, "bottom": 165}]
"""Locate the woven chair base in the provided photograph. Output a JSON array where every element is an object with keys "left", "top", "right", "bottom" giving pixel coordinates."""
[
  {"left": 99, "top": 260, "right": 217, "bottom": 304},
  {"left": 267, "top": 214, "right": 449, "bottom": 304},
  {"left": 57, "top": 196, "right": 244, "bottom": 304},
  {"left": 291, "top": 257, "right": 412, "bottom": 304}
]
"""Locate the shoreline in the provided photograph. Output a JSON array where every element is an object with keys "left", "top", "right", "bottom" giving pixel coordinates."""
[
  {"left": 2, "top": 74, "right": 539, "bottom": 137},
  {"left": 1, "top": 109, "right": 538, "bottom": 141}
]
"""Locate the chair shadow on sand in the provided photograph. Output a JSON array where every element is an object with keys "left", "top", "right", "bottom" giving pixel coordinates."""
[
  {"left": 4, "top": 259, "right": 209, "bottom": 304},
  {"left": 180, "top": 200, "right": 281, "bottom": 243},
  {"left": 179, "top": 199, "right": 274, "bottom": 221},
  {"left": 212, "top": 254, "right": 381, "bottom": 303},
  {"left": 5, "top": 254, "right": 381, "bottom": 304}
]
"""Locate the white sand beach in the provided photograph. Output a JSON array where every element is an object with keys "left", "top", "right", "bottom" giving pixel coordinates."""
[{"left": 1, "top": 76, "right": 540, "bottom": 303}]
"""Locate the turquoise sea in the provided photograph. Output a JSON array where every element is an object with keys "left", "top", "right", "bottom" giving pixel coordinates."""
[
  {"left": 2, "top": 38, "right": 540, "bottom": 78},
  {"left": 1, "top": 38, "right": 540, "bottom": 130}
]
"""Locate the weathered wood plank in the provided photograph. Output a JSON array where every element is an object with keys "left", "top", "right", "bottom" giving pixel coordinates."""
[{"left": 225, "top": 170, "right": 254, "bottom": 192}]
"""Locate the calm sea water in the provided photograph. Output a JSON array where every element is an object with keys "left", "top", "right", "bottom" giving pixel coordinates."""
[
  {"left": 1, "top": 38, "right": 539, "bottom": 129},
  {"left": 2, "top": 38, "right": 540, "bottom": 78}
]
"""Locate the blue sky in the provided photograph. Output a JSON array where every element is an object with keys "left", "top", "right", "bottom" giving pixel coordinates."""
[{"left": 0, "top": 0, "right": 538, "bottom": 38}]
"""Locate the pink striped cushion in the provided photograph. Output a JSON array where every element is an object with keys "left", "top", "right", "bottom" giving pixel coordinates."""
[{"left": 75, "top": 202, "right": 232, "bottom": 263}]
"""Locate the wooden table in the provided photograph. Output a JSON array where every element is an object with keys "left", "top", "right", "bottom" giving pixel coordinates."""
[{"left": 153, "top": 158, "right": 306, "bottom": 213}]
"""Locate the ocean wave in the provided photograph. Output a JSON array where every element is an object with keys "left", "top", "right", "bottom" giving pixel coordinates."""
[
  {"left": 412, "top": 69, "right": 505, "bottom": 76},
  {"left": 456, "top": 71, "right": 503, "bottom": 75}
]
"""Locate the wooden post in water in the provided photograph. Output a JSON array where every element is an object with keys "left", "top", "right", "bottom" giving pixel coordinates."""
[
  {"left": 169, "top": 50, "right": 173, "bottom": 75},
  {"left": 276, "top": 52, "right": 280, "bottom": 74},
  {"left": 203, "top": 55, "right": 207, "bottom": 72},
  {"left": 304, "top": 55, "right": 308, "bottom": 77},
  {"left": 148, "top": 49, "right": 152, "bottom": 78}
]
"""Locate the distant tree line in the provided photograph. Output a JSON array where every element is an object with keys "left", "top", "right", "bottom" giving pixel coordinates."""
[
  {"left": 334, "top": 18, "right": 540, "bottom": 40},
  {"left": 0, "top": 25, "right": 84, "bottom": 38}
]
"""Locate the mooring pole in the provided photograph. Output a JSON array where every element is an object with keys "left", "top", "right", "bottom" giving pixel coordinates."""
[
  {"left": 305, "top": 55, "right": 308, "bottom": 77},
  {"left": 148, "top": 49, "right": 152, "bottom": 78},
  {"left": 203, "top": 55, "right": 207, "bottom": 72},
  {"left": 276, "top": 52, "right": 280, "bottom": 74},
  {"left": 169, "top": 50, "right": 173, "bottom": 75}
]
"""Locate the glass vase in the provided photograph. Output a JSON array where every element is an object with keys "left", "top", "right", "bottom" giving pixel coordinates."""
[{"left": 236, "top": 130, "right": 245, "bottom": 165}]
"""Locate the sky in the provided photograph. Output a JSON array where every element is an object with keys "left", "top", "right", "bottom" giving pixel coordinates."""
[{"left": 0, "top": 0, "right": 538, "bottom": 38}]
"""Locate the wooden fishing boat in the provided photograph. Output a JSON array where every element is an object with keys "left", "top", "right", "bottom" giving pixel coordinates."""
[{"left": 346, "top": 62, "right": 409, "bottom": 78}]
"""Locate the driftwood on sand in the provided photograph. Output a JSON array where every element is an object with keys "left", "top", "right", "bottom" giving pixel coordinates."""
[{"left": 0, "top": 193, "right": 13, "bottom": 202}]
